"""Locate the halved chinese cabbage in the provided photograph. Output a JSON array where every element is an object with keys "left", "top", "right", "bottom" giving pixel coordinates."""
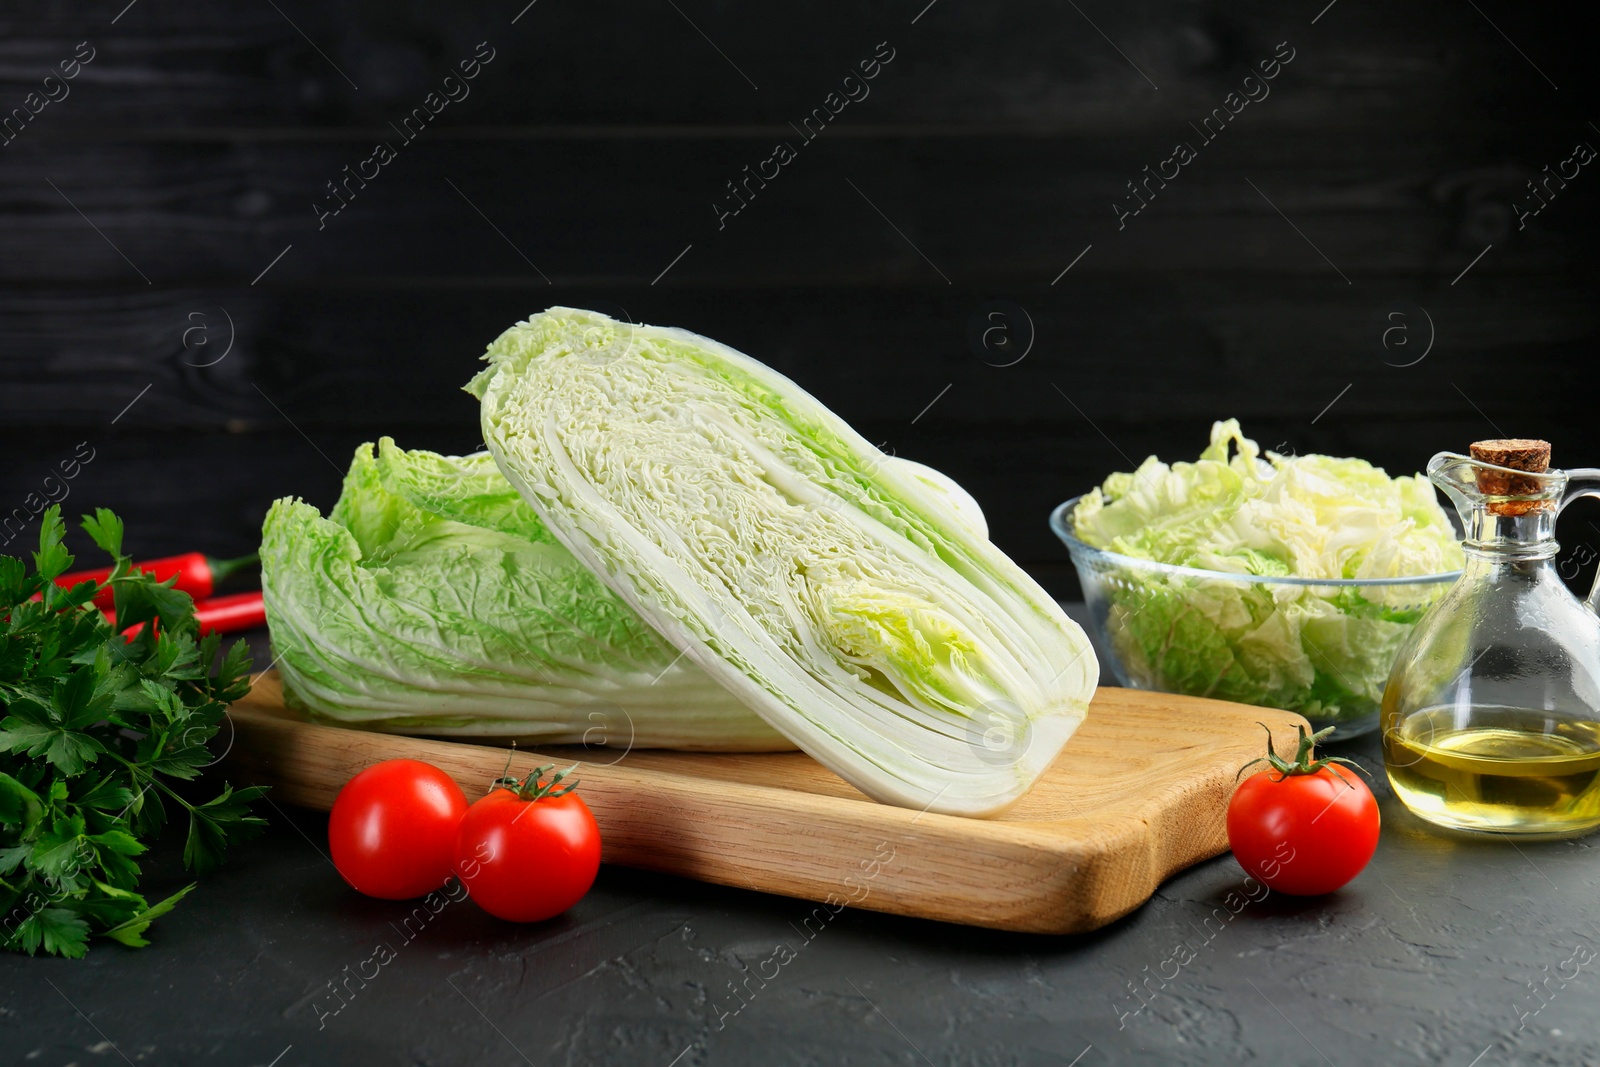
[{"left": 468, "top": 308, "right": 1097, "bottom": 815}]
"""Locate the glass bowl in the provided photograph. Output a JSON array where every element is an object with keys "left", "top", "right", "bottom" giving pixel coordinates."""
[{"left": 1049, "top": 496, "right": 1460, "bottom": 739}]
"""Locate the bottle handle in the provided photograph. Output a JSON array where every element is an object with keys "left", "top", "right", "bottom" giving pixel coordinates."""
[{"left": 1559, "top": 469, "right": 1600, "bottom": 613}]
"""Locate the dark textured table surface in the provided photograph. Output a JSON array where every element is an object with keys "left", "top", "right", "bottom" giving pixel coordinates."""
[{"left": 5, "top": 616, "right": 1596, "bottom": 1067}]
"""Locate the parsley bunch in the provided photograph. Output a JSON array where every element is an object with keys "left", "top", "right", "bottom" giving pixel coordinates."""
[{"left": 0, "top": 506, "right": 265, "bottom": 957}]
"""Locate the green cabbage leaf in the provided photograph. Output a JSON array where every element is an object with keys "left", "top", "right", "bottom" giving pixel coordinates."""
[{"left": 262, "top": 438, "right": 792, "bottom": 749}]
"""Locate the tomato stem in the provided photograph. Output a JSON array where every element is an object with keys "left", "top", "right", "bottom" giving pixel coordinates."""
[
  {"left": 1236, "top": 723, "right": 1370, "bottom": 783},
  {"left": 493, "top": 762, "right": 581, "bottom": 801},
  {"left": 496, "top": 741, "right": 518, "bottom": 787}
]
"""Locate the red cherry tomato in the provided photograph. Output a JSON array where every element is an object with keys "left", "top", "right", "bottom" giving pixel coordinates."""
[
  {"left": 1227, "top": 726, "right": 1380, "bottom": 896},
  {"left": 454, "top": 764, "right": 600, "bottom": 923},
  {"left": 329, "top": 759, "right": 468, "bottom": 900}
]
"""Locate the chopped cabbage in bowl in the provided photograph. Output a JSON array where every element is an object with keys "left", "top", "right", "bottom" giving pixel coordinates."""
[{"left": 1056, "top": 420, "right": 1462, "bottom": 736}]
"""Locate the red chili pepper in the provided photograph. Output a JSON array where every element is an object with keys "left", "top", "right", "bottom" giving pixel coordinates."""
[
  {"left": 57, "top": 551, "right": 258, "bottom": 610},
  {"left": 108, "top": 590, "right": 266, "bottom": 642}
]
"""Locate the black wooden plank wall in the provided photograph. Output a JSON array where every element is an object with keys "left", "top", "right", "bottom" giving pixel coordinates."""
[{"left": 2, "top": 1, "right": 1596, "bottom": 597}]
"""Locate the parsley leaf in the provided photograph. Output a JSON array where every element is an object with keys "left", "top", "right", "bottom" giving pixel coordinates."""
[
  {"left": 18, "top": 907, "right": 91, "bottom": 959},
  {"left": 0, "top": 506, "right": 263, "bottom": 957},
  {"left": 183, "top": 784, "right": 268, "bottom": 874},
  {"left": 100, "top": 883, "right": 194, "bottom": 948}
]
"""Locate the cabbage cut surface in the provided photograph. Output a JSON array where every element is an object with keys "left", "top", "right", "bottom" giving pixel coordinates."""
[{"left": 468, "top": 308, "right": 1098, "bottom": 815}]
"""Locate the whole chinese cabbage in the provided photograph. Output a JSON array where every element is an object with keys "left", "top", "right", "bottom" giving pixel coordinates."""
[
  {"left": 1071, "top": 420, "right": 1462, "bottom": 720},
  {"left": 262, "top": 438, "right": 791, "bottom": 748},
  {"left": 468, "top": 308, "right": 1098, "bottom": 816}
]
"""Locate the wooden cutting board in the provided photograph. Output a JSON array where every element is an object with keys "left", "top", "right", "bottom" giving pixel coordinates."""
[{"left": 224, "top": 672, "right": 1308, "bottom": 934}]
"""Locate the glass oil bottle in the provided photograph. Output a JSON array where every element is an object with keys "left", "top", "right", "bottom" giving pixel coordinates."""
[{"left": 1382, "top": 439, "right": 1600, "bottom": 836}]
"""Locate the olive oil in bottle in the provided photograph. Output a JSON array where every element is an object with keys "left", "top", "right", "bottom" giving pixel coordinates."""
[
  {"left": 1383, "top": 704, "right": 1600, "bottom": 836},
  {"left": 1381, "top": 439, "right": 1600, "bottom": 838}
]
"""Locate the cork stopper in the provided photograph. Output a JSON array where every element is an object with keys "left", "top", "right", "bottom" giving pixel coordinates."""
[{"left": 1469, "top": 438, "right": 1553, "bottom": 515}]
